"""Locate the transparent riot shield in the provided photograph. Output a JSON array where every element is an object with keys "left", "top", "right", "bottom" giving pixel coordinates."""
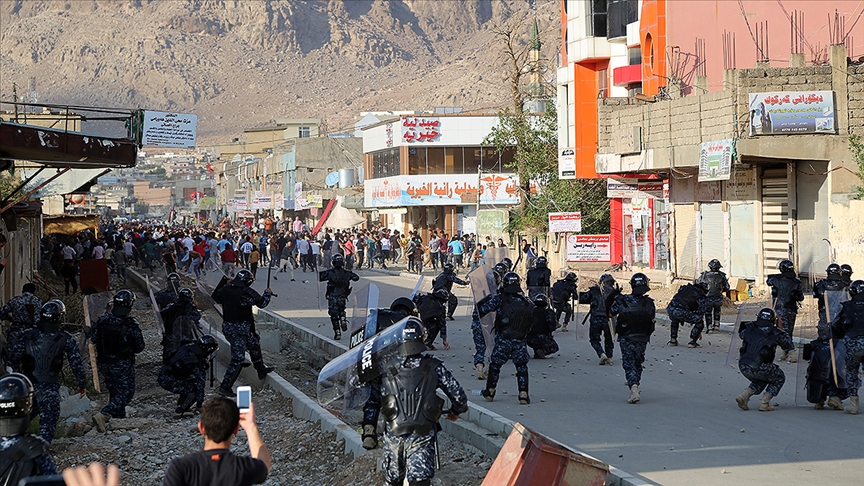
[
  {"left": 824, "top": 289, "right": 850, "bottom": 393},
  {"left": 409, "top": 275, "right": 425, "bottom": 299},
  {"left": 317, "top": 317, "right": 412, "bottom": 415},
  {"left": 349, "top": 283, "right": 380, "bottom": 349},
  {"left": 725, "top": 301, "right": 769, "bottom": 368},
  {"left": 794, "top": 299, "right": 821, "bottom": 406},
  {"left": 468, "top": 264, "right": 497, "bottom": 360},
  {"left": 483, "top": 247, "right": 511, "bottom": 268},
  {"left": 317, "top": 270, "right": 328, "bottom": 312}
]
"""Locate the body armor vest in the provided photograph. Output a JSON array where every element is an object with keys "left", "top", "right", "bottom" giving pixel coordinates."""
[
  {"left": 701, "top": 271, "right": 727, "bottom": 297},
  {"left": 769, "top": 274, "right": 801, "bottom": 309},
  {"left": 672, "top": 285, "right": 702, "bottom": 311},
  {"left": 433, "top": 273, "right": 454, "bottom": 292},
  {"left": 381, "top": 357, "right": 444, "bottom": 436},
  {"left": 23, "top": 332, "right": 65, "bottom": 383},
  {"left": 96, "top": 317, "right": 133, "bottom": 360},
  {"left": 325, "top": 269, "right": 351, "bottom": 298},
  {"left": 168, "top": 342, "right": 207, "bottom": 379},
  {"left": 219, "top": 283, "right": 254, "bottom": 323},
  {"left": 614, "top": 296, "right": 655, "bottom": 339},
  {"left": 496, "top": 294, "right": 535, "bottom": 339},
  {"left": 841, "top": 300, "right": 864, "bottom": 339},
  {"left": 526, "top": 268, "right": 551, "bottom": 287},
  {"left": 416, "top": 295, "right": 445, "bottom": 321},
  {"left": 738, "top": 323, "right": 780, "bottom": 367},
  {"left": 551, "top": 280, "right": 574, "bottom": 303}
]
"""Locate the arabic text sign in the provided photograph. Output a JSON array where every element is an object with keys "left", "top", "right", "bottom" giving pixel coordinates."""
[
  {"left": 401, "top": 117, "right": 441, "bottom": 143},
  {"left": 749, "top": 91, "right": 835, "bottom": 135},
  {"left": 698, "top": 139, "right": 733, "bottom": 182},
  {"left": 558, "top": 148, "right": 575, "bottom": 180},
  {"left": 364, "top": 174, "right": 521, "bottom": 207},
  {"left": 566, "top": 235, "right": 611, "bottom": 262},
  {"left": 142, "top": 111, "right": 198, "bottom": 148},
  {"left": 548, "top": 212, "right": 582, "bottom": 233}
]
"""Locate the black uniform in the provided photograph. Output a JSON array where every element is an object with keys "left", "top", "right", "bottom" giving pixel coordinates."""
[
  {"left": 414, "top": 293, "right": 448, "bottom": 349},
  {"left": 695, "top": 270, "right": 730, "bottom": 332},
  {"left": 92, "top": 313, "right": 146, "bottom": 419},
  {"left": 478, "top": 286, "right": 535, "bottom": 402},
  {"left": 611, "top": 293, "right": 656, "bottom": 390},
  {"left": 214, "top": 280, "right": 271, "bottom": 393},
  {"left": 551, "top": 278, "right": 578, "bottom": 328},
  {"left": 526, "top": 302, "right": 558, "bottom": 359},
  {"left": 160, "top": 301, "right": 203, "bottom": 364},
  {"left": 579, "top": 280, "right": 620, "bottom": 360},
  {"left": 432, "top": 269, "right": 468, "bottom": 320},
  {"left": 666, "top": 284, "right": 706, "bottom": 344},
  {"left": 525, "top": 266, "right": 552, "bottom": 297},
  {"left": 766, "top": 271, "right": 805, "bottom": 336},
  {"left": 831, "top": 298, "right": 864, "bottom": 402},
  {"left": 154, "top": 286, "right": 179, "bottom": 311},
  {"left": 320, "top": 267, "right": 360, "bottom": 336},
  {"left": 738, "top": 320, "right": 794, "bottom": 398},
  {"left": 813, "top": 277, "right": 847, "bottom": 332}
]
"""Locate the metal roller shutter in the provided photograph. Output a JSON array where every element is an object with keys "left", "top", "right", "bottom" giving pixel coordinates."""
[
  {"left": 761, "top": 166, "right": 789, "bottom": 276},
  {"left": 674, "top": 204, "right": 698, "bottom": 278},
  {"left": 699, "top": 203, "right": 725, "bottom": 271}
]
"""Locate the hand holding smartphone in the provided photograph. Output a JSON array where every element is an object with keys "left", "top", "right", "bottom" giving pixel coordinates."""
[{"left": 237, "top": 386, "right": 251, "bottom": 413}]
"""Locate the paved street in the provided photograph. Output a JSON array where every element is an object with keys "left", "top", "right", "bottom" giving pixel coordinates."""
[{"left": 203, "top": 265, "right": 863, "bottom": 486}]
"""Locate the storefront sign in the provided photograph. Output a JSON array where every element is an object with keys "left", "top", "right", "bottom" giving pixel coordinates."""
[
  {"left": 548, "top": 212, "right": 582, "bottom": 233},
  {"left": 749, "top": 91, "right": 836, "bottom": 135},
  {"left": 142, "top": 111, "right": 198, "bottom": 148},
  {"left": 698, "top": 139, "right": 733, "bottom": 181},
  {"left": 401, "top": 117, "right": 441, "bottom": 143},
  {"left": 234, "top": 197, "right": 247, "bottom": 211},
  {"left": 724, "top": 167, "right": 756, "bottom": 201},
  {"left": 566, "top": 235, "right": 611, "bottom": 262},
  {"left": 258, "top": 197, "right": 272, "bottom": 210},
  {"left": 364, "top": 174, "right": 520, "bottom": 208},
  {"left": 607, "top": 178, "right": 663, "bottom": 199},
  {"left": 558, "top": 148, "right": 575, "bottom": 179}
]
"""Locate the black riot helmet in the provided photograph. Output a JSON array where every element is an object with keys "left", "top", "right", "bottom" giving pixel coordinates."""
[
  {"left": 38, "top": 300, "right": 66, "bottom": 333},
  {"left": 493, "top": 262, "right": 508, "bottom": 276},
  {"left": 433, "top": 288, "right": 449, "bottom": 301},
  {"left": 442, "top": 263, "right": 454, "bottom": 273},
  {"left": 197, "top": 335, "right": 218, "bottom": 354},
  {"left": 502, "top": 272, "right": 521, "bottom": 288},
  {"left": 112, "top": 290, "right": 135, "bottom": 316},
  {"left": 840, "top": 264, "right": 853, "bottom": 279},
  {"left": 535, "top": 256, "right": 548, "bottom": 268},
  {"left": 778, "top": 259, "right": 795, "bottom": 274},
  {"left": 565, "top": 272, "right": 578, "bottom": 282},
  {"left": 167, "top": 272, "right": 181, "bottom": 284},
  {"left": 501, "top": 257, "right": 513, "bottom": 271},
  {"left": 849, "top": 280, "right": 864, "bottom": 300},
  {"left": 826, "top": 263, "right": 842, "bottom": 280},
  {"left": 399, "top": 317, "right": 428, "bottom": 357},
  {"left": 693, "top": 280, "right": 709, "bottom": 293},
  {"left": 599, "top": 273, "right": 615, "bottom": 287},
  {"left": 331, "top": 254, "right": 345, "bottom": 267},
  {"left": 532, "top": 293, "right": 549, "bottom": 307},
  {"left": 178, "top": 288, "right": 194, "bottom": 303},
  {"left": 390, "top": 297, "right": 418, "bottom": 317},
  {"left": 708, "top": 259, "right": 722, "bottom": 271},
  {"left": 630, "top": 273, "right": 650, "bottom": 294},
  {"left": 0, "top": 373, "right": 34, "bottom": 437},
  {"left": 756, "top": 308, "right": 777, "bottom": 326},
  {"left": 235, "top": 270, "right": 255, "bottom": 286}
]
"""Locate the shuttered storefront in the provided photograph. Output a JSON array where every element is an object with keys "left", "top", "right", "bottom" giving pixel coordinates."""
[
  {"left": 761, "top": 166, "right": 790, "bottom": 276},
  {"left": 699, "top": 203, "right": 725, "bottom": 271},
  {"left": 674, "top": 204, "right": 698, "bottom": 278}
]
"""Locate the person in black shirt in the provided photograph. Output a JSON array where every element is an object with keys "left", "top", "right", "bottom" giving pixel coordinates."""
[{"left": 163, "top": 397, "right": 270, "bottom": 486}]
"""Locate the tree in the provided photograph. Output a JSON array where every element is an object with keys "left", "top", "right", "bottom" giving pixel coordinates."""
[
  {"left": 483, "top": 102, "right": 609, "bottom": 234},
  {"left": 848, "top": 134, "right": 864, "bottom": 199}
]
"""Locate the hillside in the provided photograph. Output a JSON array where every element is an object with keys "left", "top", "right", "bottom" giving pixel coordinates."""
[{"left": 0, "top": 0, "right": 558, "bottom": 143}]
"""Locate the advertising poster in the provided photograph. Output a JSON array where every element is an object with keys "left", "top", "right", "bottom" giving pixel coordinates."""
[
  {"left": 566, "top": 235, "right": 611, "bottom": 262},
  {"left": 142, "top": 111, "right": 198, "bottom": 148},
  {"left": 548, "top": 212, "right": 582, "bottom": 233},
  {"left": 749, "top": 91, "right": 835, "bottom": 135},
  {"left": 698, "top": 139, "right": 733, "bottom": 181}
]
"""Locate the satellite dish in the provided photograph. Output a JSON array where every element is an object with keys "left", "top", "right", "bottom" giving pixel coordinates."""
[{"left": 325, "top": 171, "right": 340, "bottom": 187}]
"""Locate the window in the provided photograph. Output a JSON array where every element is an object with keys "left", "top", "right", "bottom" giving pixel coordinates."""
[
  {"left": 628, "top": 47, "right": 641, "bottom": 66},
  {"left": 427, "top": 147, "right": 445, "bottom": 174},
  {"left": 298, "top": 126, "right": 311, "bottom": 138},
  {"left": 408, "top": 147, "right": 426, "bottom": 175},
  {"left": 644, "top": 33, "right": 654, "bottom": 73},
  {"left": 607, "top": 0, "right": 638, "bottom": 40},
  {"left": 598, "top": 69, "right": 608, "bottom": 98},
  {"left": 465, "top": 148, "right": 481, "bottom": 175},
  {"left": 586, "top": 0, "right": 607, "bottom": 38},
  {"left": 445, "top": 147, "right": 464, "bottom": 174},
  {"left": 372, "top": 148, "right": 400, "bottom": 178}
]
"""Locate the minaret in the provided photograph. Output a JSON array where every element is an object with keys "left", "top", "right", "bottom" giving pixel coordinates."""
[{"left": 526, "top": 17, "right": 544, "bottom": 99}]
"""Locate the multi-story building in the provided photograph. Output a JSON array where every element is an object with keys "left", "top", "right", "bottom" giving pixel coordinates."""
[{"left": 558, "top": 0, "right": 863, "bottom": 274}]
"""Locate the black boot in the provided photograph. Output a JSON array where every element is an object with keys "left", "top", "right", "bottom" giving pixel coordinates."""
[
  {"left": 254, "top": 362, "right": 275, "bottom": 380},
  {"left": 175, "top": 393, "right": 196, "bottom": 418}
]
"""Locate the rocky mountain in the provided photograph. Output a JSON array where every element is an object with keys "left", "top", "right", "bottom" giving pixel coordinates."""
[{"left": 1, "top": 0, "right": 557, "bottom": 142}]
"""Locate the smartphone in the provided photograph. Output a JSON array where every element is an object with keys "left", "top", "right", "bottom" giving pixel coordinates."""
[
  {"left": 20, "top": 476, "right": 66, "bottom": 485},
  {"left": 237, "top": 386, "right": 251, "bottom": 413}
]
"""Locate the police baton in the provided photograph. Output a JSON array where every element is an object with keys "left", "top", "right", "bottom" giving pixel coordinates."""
[{"left": 266, "top": 264, "right": 278, "bottom": 297}]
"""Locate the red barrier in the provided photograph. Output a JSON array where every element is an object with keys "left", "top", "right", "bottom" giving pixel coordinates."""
[{"left": 482, "top": 422, "right": 608, "bottom": 486}]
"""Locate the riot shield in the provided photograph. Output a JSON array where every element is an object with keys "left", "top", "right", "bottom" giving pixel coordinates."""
[
  {"left": 349, "top": 283, "right": 380, "bottom": 349},
  {"left": 725, "top": 301, "right": 769, "bottom": 368},
  {"left": 468, "top": 264, "right": 497, "bottom": 360},
  {"left": 527, "top": 286, "right": 551, "bottom": 300},
  {"left": 824, "top": 289, "right": 850, "bottom": 393},
  {"left": 317, "top": 271, "right": 327, "bottom": 312},
  {"left": 794, "top": 300, "right": 821, "bottom": 406},
  {"left": 571, "top": 293, "right": 593, "bottom": 342},
  {"left": 409, "top": 275, "right": 425, "bottom": 300},
  {"left": 317, "top": 317, "right": 412, "bottom": 415},
  {"left": 483, "top": 247, "right": 511, "bottom": 267}
]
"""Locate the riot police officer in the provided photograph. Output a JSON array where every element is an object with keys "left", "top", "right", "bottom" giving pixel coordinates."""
[
  {"left": 551, "top": 272, "right": 578, "bottom": 331},
  {"left": 375, "top": 297, "right": 418, "bottom": 333},
  {"left": 319, "top": 254, "right": 360, "bottom": 340},
  {"left": 0, "top": 373, "right": 58, "bottom": 485},
  {"left": 695, "top": 259, "right": 730, "bottom": 333},
  {"left": 213, "top": 270, "right": 274, "bottom": 397},
  {"left": 8, "top": 301, "right": 87, "bottom": 444},
  {"left": 154, "top": 272, "right": 182, "bottom": 310},
  {"left": 666, "top": 281, "right": 708, "bottom": 347},
  {"left": 158, "top": 335, "right": 218, "bottom": 418},
  {"left": 160, "top": 288, "right": 203, "bottom": 364},
  {"left": 830, "top": 279, "right": 864, "bottom": 414},
  {"left": 360, "top": 318, "right": 468, "bottom": 486},
  {"left": 526, "top": 294, "right": 559, "bottom": 359},
  {"left": 91, "top": 290, "right": 145, "bottom": 432},
  {"left": 814, "top": 264, "right": 848, "bottom": 332},
  {"left": 525, "top": 256, "right": 552, "bottom": 298},
  {"left": 840, "top": 264, "right": 854, "bottom": 287},
  {"left": 579, "top": 274, "right": 619, "bottom": 365},
  {"left": 766, "top": 259, "right": 805, "bottom": 338},
  {"left": 414, "top": 289, "right": 449, "bottom": 350},
  {"left": 471, "top": 264, "right": 505, "bottom": 380},
  {"left": 479, "top": 272, "right": 535, "bottom": 405},
  {"left": 734, "top": 308, "right": 794, "bottom": 412},
  {"left": 610, "top": 273, "right": 656, "bottom": 404},
  {"left": 0, "top": 283, "right": 42, "bottom": 365},
  {"left": 432, "top": 263, "right": 468, "bottom": 321}
]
